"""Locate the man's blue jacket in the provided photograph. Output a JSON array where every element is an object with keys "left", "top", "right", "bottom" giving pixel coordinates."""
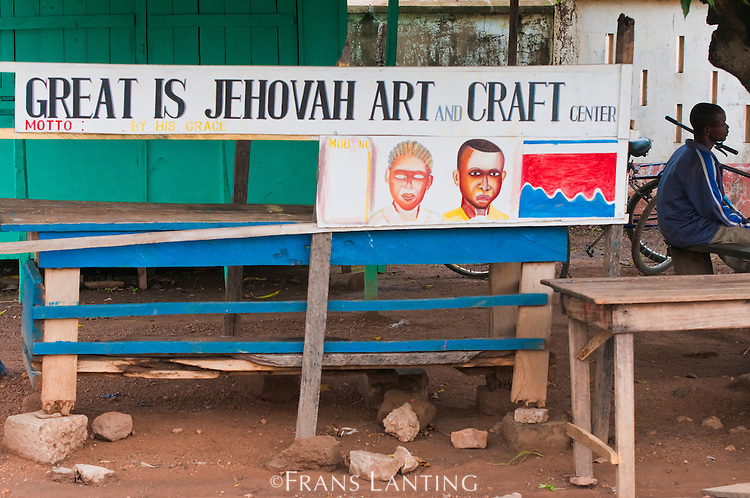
[{"left": 656, "top": 139, "right": 748, "bottom": 248}]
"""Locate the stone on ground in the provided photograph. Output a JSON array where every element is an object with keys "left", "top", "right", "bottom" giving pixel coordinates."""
[
  {"left": 92, "top": 412, "right": 133, "bottom": 441},
  {"left": 702, "top": 482, "right": 750, "bottom": 498},
  {"left": 73, "top": 464, "right": 115, "bottom": 485},
  {"left": 348, "top": 450, "right": 401, "bottom": 482},
  {"left": 393, "top": 445, "right": 419, "bottom": 474},
  {"left": 265, "top": 435, "right": 342, "bottom": 471},
  {"left": 503, "top": 410, "right": 570, "bottom": 453},
  {"left": 514, "top": 407, "right": 549, "bottom": 424},
  {"left": 450, "top": 428, "right": 488, "bottom": 449},
  {"left": 3, "top": 411, "right": 88, "bottom": 465},
  {"left": 702, "top": 415, "right": 724, "bottom": 430},
  {"left": 382, "top": 403, "right": 420, "bottom": 443},
  {"left": 49, "top": 466, "right": 75, "bottom": 483},
  {"left": 377, "top": 389, "right": 436, "bottom": 427}
]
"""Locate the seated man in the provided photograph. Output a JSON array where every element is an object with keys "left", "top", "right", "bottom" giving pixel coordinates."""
[{"left": 657, "top": 102, "right": 750, "bottom": 271}]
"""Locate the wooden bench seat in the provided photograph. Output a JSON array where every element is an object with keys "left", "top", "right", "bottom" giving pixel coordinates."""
[{"left": 671, "top": 243, "right": 750, "bottom": 274}]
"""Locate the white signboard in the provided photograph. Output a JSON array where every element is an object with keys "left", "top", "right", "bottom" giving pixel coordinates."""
[
  {"left": 9, "top": 62, "right": 631, "bottom": 138},
  {"left": 6, "top": 61, "right": 632, "bottom": 228}
]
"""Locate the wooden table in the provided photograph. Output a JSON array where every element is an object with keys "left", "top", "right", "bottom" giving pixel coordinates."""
[
  {"left": 1, "top": 199, "right": 566, "bottom": 438},
  {"left": 543, "top": 274, "right": 750, "bottom": 498}
]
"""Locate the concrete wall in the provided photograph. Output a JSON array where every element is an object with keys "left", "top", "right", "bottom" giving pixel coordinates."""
[
  {"left": 347, "top": 3, "right": 554, "bottom": 67},
  {"left": 571, "top": 0, "right": 750, "bottom": 210}
]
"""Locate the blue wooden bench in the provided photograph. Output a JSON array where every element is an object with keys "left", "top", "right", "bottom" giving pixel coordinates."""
[{"left": 2, "top": 198, "right": 566, "bottom": 435}]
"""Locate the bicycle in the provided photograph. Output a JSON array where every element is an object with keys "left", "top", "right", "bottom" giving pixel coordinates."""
[{"left": 581, "top": 137, "right": 669, "bottom": 274}]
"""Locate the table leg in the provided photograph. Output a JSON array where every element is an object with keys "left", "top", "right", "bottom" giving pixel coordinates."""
[
  {"left": 568, "top": 317, "right": 594, "bottom": 480},
  {"left": 615, "top": 333, "right": 636, "bottom": 498},
  {"left": 41, "top": 268, "right": 80, "bottom": 416},
  {"left": 592, "top": 336, "right": 614, "bottom": 443}
]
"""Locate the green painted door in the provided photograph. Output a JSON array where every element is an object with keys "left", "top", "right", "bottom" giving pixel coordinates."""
[{"left": 0, "top": 0, "right": 347, "bottom": 214}]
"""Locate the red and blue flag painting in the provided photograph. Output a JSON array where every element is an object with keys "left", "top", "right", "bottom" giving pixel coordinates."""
[{"left": 519, "top": 140, "right": 619, "bottom": 218}]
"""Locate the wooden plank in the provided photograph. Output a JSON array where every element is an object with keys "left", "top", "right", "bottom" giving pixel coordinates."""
[
  {"left": 123, "top": 370, "right": 219, "bottom": 379},
  {"left": 602, "top": 225, "right": 621, "bottom": 277},
  {"left": 147, "top": 13, "right": 294, "bottom": 28},
  {"left": 568, "top": 318, "right": 595, "bottom": 480},
  {"left": 21, "top": 260, "right": 44, "bottom": 386},
  {"left": 511, "top": 262, "right": 555, "bottom": 406},
  {"left": 224, "top": 140, "right": 251, "bottom": 336},
  {"left": 172, "top": 0, "right": 199, "bottom": 65},
  {"left": 250, "top": 0, "right": 279, "bottom": 66},
  {"left": 72, "top": 353, "right": 513, "bottom": 374},
  {"left": 33, "top": 337, "right": 545, "bottom": 356},
  {"left": 565, "top": 422, "right": 619, "bottom": 464},
  {"left": 0, "top": 198, "right": 313, "bottom": 227},
  {"left": 0, "top": 129, "right": 318, "bottom": 140},
  {"left": 0, "top": 14, "right": 133, "bottom": 30},
  {"left": 559, "top": 295, "right": 750, "bottom": 333},
  {"left": 384, "top": 0, "right": 398, "bottom": 66},
  {"left": 606, "top": 301, "right": 750, "bottom": 333},
  {"left": 489, "top": 262, "right": 521, "bottom": 338},
  {"left": 85, "top": 0, "right": 110, "bottom": 65},
  {"left": 614, "top": 332, "right": 636, "bottom": 498},
  {"left": 276, "top": 0, "right": 298, "bottom": 65},
  {"left": 296, "top": 232, "right": 332, "bottom": 440},
  {"left": 32, "top": 227, "right": 568, "bottom": 269},
  {"left": 199, "top": 0, "right": 226, "bottom": 66},
  {"left": 245, "top": 351, "right": 479, "bottom": 367},
  {"left": 576, "top": 329, "right": 613, "bottom": 361},
  {"left": 507, "top": 0, "right": 518, "bottom": 66},
  {"left": 41, "top": 267, "right": 80, "bottom": 415},
  {"left": 136, "top": 267, "right": 147, "bottom": 289},
  {"left": 0, "top": 222, "right": 321, "bottom": 256},
  {"left": 109, "top": 0, "right": 137, "bottom": 64},
  {"left": 224, "top": 0, "right": 252, "bottom": 65},
  {"left": 545, "top": 274, "right": 750, "bottom": 305},
  {"left": 147, "top": 0, "right": 174, "bottom": 64},
  {"left": 33, "top": 293, "right": 549, "bottom": 319}
]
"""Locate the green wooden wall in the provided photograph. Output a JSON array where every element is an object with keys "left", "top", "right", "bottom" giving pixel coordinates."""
[{"left": 0, "top": 0, "right": 347, "bottom": 221}]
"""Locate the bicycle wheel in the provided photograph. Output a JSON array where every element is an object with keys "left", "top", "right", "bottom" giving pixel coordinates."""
[
  {"left": 631, "top": 196, "right": 672, "bottom": 275},
  {"left": 444, "top": 263, "right": 489, "bottom": 279},
  {"left": 626, "top": 179, "right": 660, "bottom": 242}
]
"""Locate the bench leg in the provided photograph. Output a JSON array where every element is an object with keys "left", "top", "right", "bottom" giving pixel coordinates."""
[
  {"left": 41, "top": 268, "right": 80, "bottom": 416},
  {"left": 670, "top": 246, "right": 713, "bottom": 275},
  {"left": 615, "top": 333, "right": 636, "bottom": 498},
  {"left": 295, "top": 232, "right": 332, "bottom": 440},
  {"left": 511, "top": 262, "right": 555, "bottom": 406},
  {"left": 568, "top": 318, "right": 594, "bottom": 480}
]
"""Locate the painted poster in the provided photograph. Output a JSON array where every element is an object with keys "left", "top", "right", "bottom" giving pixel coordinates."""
[{"left": 316, "top": 136, "right": 626, "bottom": 228}]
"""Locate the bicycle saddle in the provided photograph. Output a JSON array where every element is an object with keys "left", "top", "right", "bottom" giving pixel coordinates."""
[{"left": 628, "top": 137, "right": 652, "bottom": 157}]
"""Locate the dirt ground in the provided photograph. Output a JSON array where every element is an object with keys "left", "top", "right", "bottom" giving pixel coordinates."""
[{"left": 0, "top": 227, "right": 748, "bottom": 498}]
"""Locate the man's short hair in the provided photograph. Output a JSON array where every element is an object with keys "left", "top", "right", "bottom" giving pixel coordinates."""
[
  {"left": 457, "top": 139, "right": 502, "bottom": 169},
  {"left": 690, "top": 102, "right": 725, "bottom": 132},
  {"left": 388, "top": 141, "right": 433, "bottom": 171}
]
